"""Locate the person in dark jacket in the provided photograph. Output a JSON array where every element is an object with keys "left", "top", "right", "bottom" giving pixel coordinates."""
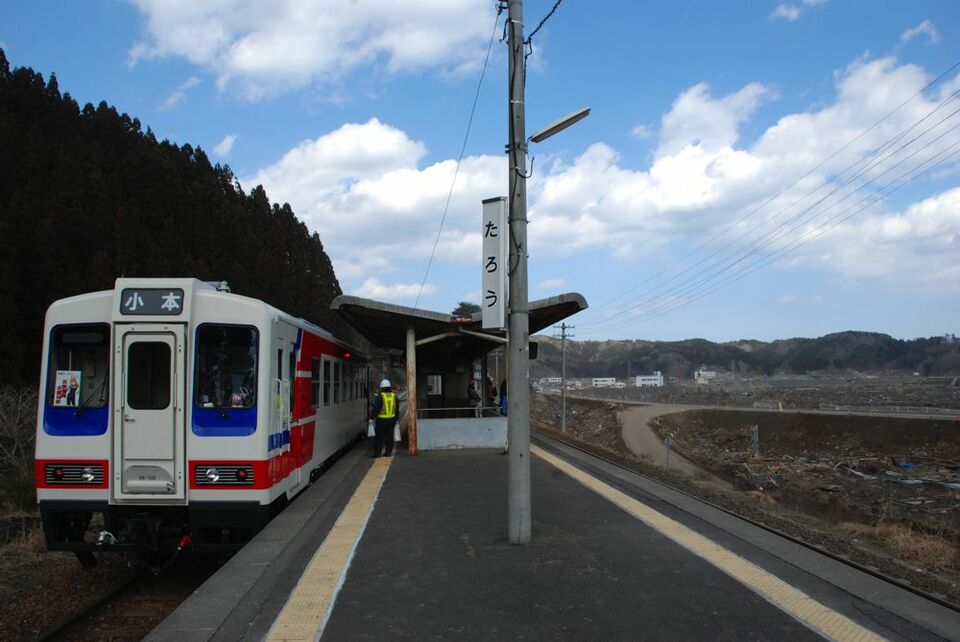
[{"left": 370, "top": 378, "right": 398, "bottom": 457}]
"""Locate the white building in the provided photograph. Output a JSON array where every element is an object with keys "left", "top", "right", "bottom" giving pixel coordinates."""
[
  {"left": 540, "top": 377, "right": 562, "bottom": 384},
  {"left": 634, "top": 371, "right": 664, "bottom": 387},
  {"left": 591, "top": 377, "right": 617, "bottom": 388},
  {"left": 694, "top": 368, "right": 717, "bottom": 384}
]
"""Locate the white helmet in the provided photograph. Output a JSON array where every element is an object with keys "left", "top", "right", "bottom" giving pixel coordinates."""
[{"left": 380, "top": 378, "right": 391, "bottom": 388}]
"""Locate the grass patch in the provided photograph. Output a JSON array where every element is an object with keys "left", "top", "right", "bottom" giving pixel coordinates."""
[
  {"left": 0, "top": 523, "right": 46, "bottom": 557},
  {"left": 838, "top": 522, "right": 959, "bottom": 572}
]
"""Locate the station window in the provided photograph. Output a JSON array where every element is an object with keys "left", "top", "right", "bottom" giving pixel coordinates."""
[
  {"left": 311, "top": 358, "right": 320, "bottom": 408},
  {"left": 127, "top": 342, "right": 171, "bottom": 410},
  {"left": 47, "top": 324, "right": 110, "bottom": 408},
  {"left": 333, "top": 362, "right": 341, "bottom": 404},
  {"left": 323, "top": 360, "right": 331, "bottom": 406},
  {"left": 195, "top": 325, "right": 258, "bottom": 408}
]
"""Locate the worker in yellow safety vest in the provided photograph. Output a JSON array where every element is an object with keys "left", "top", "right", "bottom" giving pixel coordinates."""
[{"left": 371, "top": 378, "right": 398, "bottom": 458}]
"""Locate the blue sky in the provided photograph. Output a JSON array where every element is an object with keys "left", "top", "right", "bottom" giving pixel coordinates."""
[{"left": 2, "top": 1, "right": 958, "bottom": 342}]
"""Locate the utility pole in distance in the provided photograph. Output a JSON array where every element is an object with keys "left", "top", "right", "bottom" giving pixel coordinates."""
[{"left": 553, "top": 322, "right": 574, "bottom": 434}]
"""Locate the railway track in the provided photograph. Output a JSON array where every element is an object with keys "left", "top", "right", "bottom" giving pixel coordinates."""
[
  {"left": 38, "top": 555, "right": 221, "bottom": 641},
  {"left": 532, "top": 427, "right": 960, "bottom": 614}
]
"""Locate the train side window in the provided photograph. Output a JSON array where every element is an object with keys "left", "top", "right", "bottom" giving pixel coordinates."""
[
  {"left": 47, "top": 324, "right": 110, "bottom": 408},
  {"left": 333, "top": 361, "right": 341, "bottom": 404},
  {"left": 323, "top": 359, "right": 331, "bottom": 406},
  {"left": 195, "top": 325, "right": 258, "bottom": 409},
  {"left": 311, "top": 358, "right": 320, "bottom": 408}
]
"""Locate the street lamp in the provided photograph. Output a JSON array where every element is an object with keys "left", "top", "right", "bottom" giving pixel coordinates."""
[
  {"left": 506, "top": 0, "right": 589, "bottom": 546},
  {"left": 529, "top": 108, "right": 591, "bottom": 144}
]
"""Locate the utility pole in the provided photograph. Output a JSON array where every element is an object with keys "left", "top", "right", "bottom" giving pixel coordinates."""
[
  {"left": 506, "top": 0, "right": 531, "bottom": 545},
  {"left": 553, "top": 322, "right": 574, "bottom": 433}
]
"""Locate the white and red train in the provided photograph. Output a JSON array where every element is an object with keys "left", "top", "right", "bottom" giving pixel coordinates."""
[{"left": 35, "top": 278, "right": 367, "bottom": 558}]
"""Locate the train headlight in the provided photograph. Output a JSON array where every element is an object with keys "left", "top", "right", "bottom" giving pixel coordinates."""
[
  {"left": 81, "top": 467, "right": 95, "bottom": 482},
  {"left": 53, "top": 468, "right": 65, "bottom": 481},
  {"left": 205, "top": 467, "right": 220, "bottom": 483},
  {"left": 236, "top": 468, "right": 248, "bottom": 481}
]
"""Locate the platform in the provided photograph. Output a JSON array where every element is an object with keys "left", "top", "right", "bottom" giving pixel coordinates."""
[{"left": 148, "top": 437, "right": 960, "bottom": 641}]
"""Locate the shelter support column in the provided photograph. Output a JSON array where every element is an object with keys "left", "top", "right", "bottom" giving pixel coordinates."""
[{"left": 406, "top": 325, "right": 418, "bottom": 455}]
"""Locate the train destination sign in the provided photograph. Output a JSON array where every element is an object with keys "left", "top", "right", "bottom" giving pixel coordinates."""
[
  {"left": 119, "top": 288, "right": 185, "bottom": 315},
  {"left": 481, "top": 197, "right": 507, "bottom": 330}
]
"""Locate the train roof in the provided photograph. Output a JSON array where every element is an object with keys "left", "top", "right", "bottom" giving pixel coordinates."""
[{"left": 45, "top": 278, "right": 365, "bottom": 359}]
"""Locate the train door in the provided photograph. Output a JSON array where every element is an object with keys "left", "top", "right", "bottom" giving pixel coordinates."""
[
  {"left": 112, "top": 324, "right": 186, "bottom": 500},
  {"left": 287, "top": 337, "right": 302, "bottom": 491}
]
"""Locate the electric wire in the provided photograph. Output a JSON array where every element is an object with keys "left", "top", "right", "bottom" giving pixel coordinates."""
[
  {"left": 583, "top": 130, "right": 960, "bottom": 332},
  {"left": 582, "top": 133, "right": 960, "bottom": 333},
  {"left": 414, "top": 8, "right": 502, "bottom": 308},
  {"left": 602, "top": 142, "right": 960, "bottom": 330},
  {"left": 576, "top": 82, "right": 960, "bottom": 329},
  {"left": 580, "top": 100, "right": 960, "bottom": 330},
  {"left": 575, "top": 60, "right": 960, "bottom": 326},
  {"left": 525, "top": 0, "right": 564, "bottom": 43},
  {"left": 578, "top": 87, "right": 960, "bottom": 327}
]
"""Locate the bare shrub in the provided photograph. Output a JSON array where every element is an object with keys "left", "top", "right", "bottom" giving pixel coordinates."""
[
  {"left": 0, "top": 386, "right": 37, "bottom": 476},
  {"left": 0, "top": 386, "right": 38, "bottom": 513},
  {"left": 1, "top": 523, "right": 46, "bottom": 556}
]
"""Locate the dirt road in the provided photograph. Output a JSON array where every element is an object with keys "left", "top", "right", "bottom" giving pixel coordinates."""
[{"left": 619, "top": 404, "right": 728, "bottom": 487}]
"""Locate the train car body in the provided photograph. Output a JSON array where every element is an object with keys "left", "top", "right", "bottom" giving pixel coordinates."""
[{"left": 35, "top": 278, "right": 367, "bottom": 554}]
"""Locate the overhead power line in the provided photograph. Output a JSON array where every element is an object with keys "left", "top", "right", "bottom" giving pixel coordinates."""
[
  {"left": 525, "top": 0, "right": 564, "bottom": 43},
  {"left": 414, "top": 8, "right": 503, "bottom": 308},
  {"left": 576, "top": 59, "right": 960, "bottom": 327},
  {"left": 582, "top": 129, "right": 960, "bottom": 334},
  {"left": 581, "top": 100, "right": 960, "bottom": 331}
]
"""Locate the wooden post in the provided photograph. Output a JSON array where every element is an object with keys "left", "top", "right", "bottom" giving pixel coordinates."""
[{"left": 406, "top": 325, "right": 418, "bottom": 455}]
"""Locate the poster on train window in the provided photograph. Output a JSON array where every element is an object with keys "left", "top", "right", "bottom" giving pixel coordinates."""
[{"left": 54, "top": 370, "right": 82, "bottom": 407}]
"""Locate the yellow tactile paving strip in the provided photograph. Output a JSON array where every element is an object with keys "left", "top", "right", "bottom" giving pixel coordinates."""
[
  {"left": 267, "top": 456, "right": 392, "bottom": 642},
  {"left": 532, "top": 445, "right": 887, "bottom": 642}
]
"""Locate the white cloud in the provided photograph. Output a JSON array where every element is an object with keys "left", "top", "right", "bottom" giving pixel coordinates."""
[
  {"left": 158, "top": 75, "right": 201, "bottom": 111},
  {"left": 213, "top": 133, "right": 237, "bottom": 157},
  {"left": 249, "top": 55, "right": 960, "bottom": 301},
  {"left": 354, "top": 277, "right": 437, "bottom": 302},
  {"left": 900, "top": 20, "right": 940, "bottom": 46},
  {"left": 537, "top": 278, "right": 566, "bottom": 291},
  {"left": 630, "top": 124, "right": 654, "bottom": 140},
  {"left": 770, "top": 0, "right": 827, "bottom": 22},
  {"left": 127, "top": 0, "right": 494, "bottom": 99},
  {"left": 245, "top": 118, "right": 503, "bottom": 292},
  {"left": 771, "top": 4, "right": 801, "bottom": 21}
]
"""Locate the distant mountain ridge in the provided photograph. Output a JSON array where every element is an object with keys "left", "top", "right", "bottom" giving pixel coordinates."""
[{"left": 531, "top": 331, "right": 960, "bottom": 379}]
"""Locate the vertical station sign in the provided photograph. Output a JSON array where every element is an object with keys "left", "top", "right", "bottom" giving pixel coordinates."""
[{"left": 481, "top": 197, "right": 508, "bottom": 329}]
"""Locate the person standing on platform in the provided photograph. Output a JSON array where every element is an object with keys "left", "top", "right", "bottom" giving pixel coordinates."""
[
  {"left": 371, "top": 378, "right": 398, "bottom": 458},
  {"left": 467, "top": 378, "right": 481, "bottom": 417}
]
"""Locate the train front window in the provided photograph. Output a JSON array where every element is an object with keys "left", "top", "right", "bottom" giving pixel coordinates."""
[
  {"left": 195, "top": 325, "right": 258, "bottom": 409},
  {"left": 47, "top": 324, "right": 110, "bottom": 408}
]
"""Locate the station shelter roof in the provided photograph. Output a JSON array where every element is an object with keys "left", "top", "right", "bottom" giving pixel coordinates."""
[{"left": 331, "top": 293, "right": 587, "bottom": 367}]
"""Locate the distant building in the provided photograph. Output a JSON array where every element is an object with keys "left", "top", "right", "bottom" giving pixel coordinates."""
[
  {"left": 694, "top": 368, "right": 717, "bottom": 384},
  {"left": 634, "top": 371, "right": 664, "bottom": 387},
  {"left": 540, "top": 377, "right": 562, "bottom": 385},
  {"left": 591, "top": 377, "right": 617, "bottom": 388},
  {"left": 611, "top": 382, "right": 626, "bottom": 388},
  {"left": 945, "top": 333, "right": 956, "bottom": 344}
]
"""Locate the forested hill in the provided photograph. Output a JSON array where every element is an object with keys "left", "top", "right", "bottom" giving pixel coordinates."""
[
  {"left": 0, "top": 50, "right": 352, "bottom": 385},
  {"left": 532, "top": 331, "right": 960, "bottom": 379}
]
